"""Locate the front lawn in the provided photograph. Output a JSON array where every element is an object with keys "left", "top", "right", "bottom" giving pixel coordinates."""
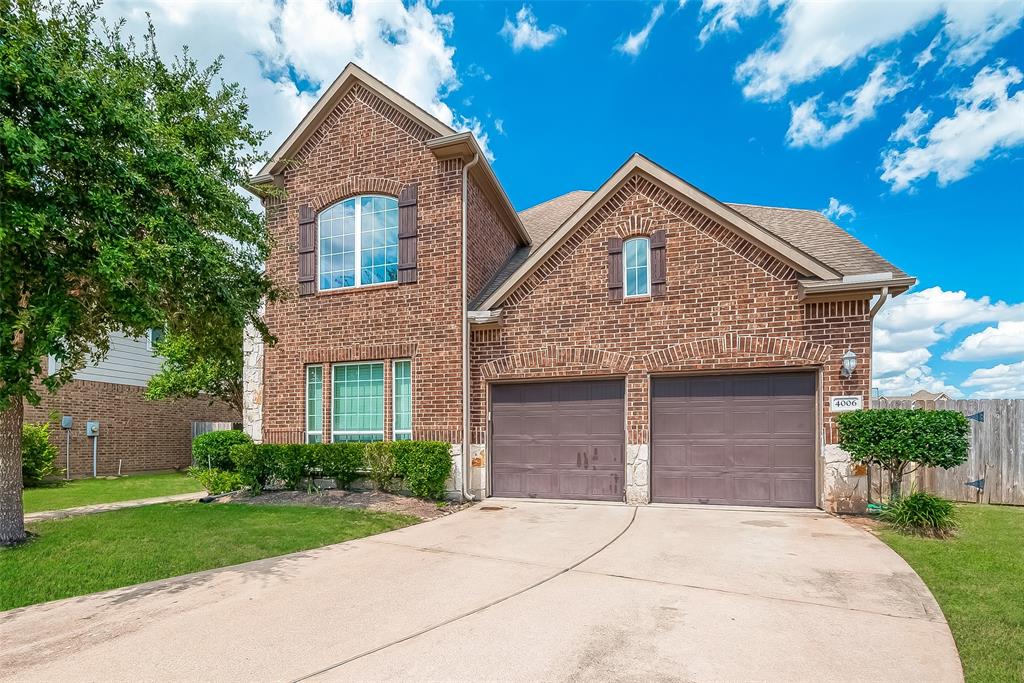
[
  {"left": 0, "top": 502, "right": 417, "bottom": 611},
  {"left": 22, "top": 472, "right": 203, "bottom": 513},
  {"left": 878, "top": 504, "right": 1023, "bottom": 683}
]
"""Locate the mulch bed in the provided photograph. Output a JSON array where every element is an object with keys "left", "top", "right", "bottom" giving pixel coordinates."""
[{"left": 220, "top": 489, "right": 470, "bottom": 520}]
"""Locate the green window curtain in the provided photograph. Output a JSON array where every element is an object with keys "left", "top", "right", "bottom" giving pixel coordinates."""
[{"left": 332, "top": 362, "right": 384, "bottom": 441}]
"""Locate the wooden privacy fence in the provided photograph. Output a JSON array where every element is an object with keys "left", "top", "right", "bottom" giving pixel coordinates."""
[
  {"left": 191, "top": 421, "right": 242, "bottom": 440},
  {"left": 872, "top": 398, "right": 1023, "bottom": 505}
]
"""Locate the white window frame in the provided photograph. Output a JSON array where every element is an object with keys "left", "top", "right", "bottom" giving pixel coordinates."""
[
  {"left": 146, "top": 327, "right": 166, "bottom": 352},
  {"left": 330, "top": 361, "right": 385, "bottom": 442},
  {"left": 305, "top": 365, "right": 324, "bottom": 444},
  {"left": 623, "top": 237, "right": 651, "bottom": 298},
  {"left": 318, "top": 195, "right": 399, "bottom": 292},
  {"left": 392, "top": 359, "right": 412, "bottom": 440}
]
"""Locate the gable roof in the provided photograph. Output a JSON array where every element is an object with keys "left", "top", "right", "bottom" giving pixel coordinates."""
[
  {"left": 253, "top": 63, "right": 454, "bottom": 180},
  {"left": 250, "top": 63, "right": 531, "bottom": 246},
  {"left": 476, "top": 154, "right": 855, "bottom": 310}
]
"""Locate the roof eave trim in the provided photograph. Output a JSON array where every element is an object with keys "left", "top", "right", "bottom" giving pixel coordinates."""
[
  {"left": 477, "top": 153, "right": 840, "bottom": 310},
  {"left": 798, "top": 275, "right": 916, "bottom": 301},
  {"left": 427, "top": 132, "right": 531, "bottom": 247},
  {"left": 254, "top": 63, "right": 456, "bottom": 181}
]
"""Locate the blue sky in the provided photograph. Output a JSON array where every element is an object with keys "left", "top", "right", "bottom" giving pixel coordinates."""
[{"left": 105, "top": 0, "right": 1024, "bottom": 397}]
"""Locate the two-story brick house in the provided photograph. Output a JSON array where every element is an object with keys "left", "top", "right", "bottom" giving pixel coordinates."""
[{"left": 246, "top": 64, "right": 914, "bottom": 512}]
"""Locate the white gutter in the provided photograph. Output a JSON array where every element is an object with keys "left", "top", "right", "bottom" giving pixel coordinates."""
[
  {"left": 867, "top": 286, "right": 890, "bottom": 406},
  {"left": 461, "top": 152, "right": 480, "bottom": 501}
]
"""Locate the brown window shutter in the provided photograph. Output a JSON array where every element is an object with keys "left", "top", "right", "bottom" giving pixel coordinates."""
[
  {"left": 608, "top": 237, "right": 623, "bottom": 301},
  {"left": 650, "top": 229, "right": 667, "bottom": 297},
  {"left": 398, "top": 182, "right": 418, "bottom": 284},
  {"left": 297, "top": 204, "right": 316, "bottom": 296}
]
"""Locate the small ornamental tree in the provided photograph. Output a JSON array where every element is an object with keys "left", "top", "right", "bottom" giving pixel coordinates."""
[
  {"left": 835, "top": 408, "right": 970, "bottom": 500},
  {"left": 0, "top": 0, "right": 278, "bottom": 544}
]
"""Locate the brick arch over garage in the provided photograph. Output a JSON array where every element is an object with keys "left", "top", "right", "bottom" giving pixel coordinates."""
[
  {"left": 311, "top": 176, "right": 404, "bottom": 212},
  {"left": 641, "top": 334, "right": 832, "bottom": 372},
  {"left": 480, "top": 345, "right": 633, "bottom": 380}
]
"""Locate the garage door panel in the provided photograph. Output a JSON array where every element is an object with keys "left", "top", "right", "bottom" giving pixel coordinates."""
[
  {"left": 491, "top": 380, "right": 625, "bottom": 501},
  {"left": 652, "top": 373, "right": 816, "bottom": 507}
]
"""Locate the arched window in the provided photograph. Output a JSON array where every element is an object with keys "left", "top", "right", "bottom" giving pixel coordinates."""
[
  {"left": 318, "top": 195, "right": 399, "bottom": 290},
  {"left": 624, "top": 237, "right": 650, "bottom": 297}
]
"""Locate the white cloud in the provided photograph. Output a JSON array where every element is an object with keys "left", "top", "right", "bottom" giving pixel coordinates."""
[
  {"left": 786, "top": 60, "right": 908, "bottom": 148},
  {"left": 961, "top": 361, "right": 1024, "bottom": 397},
  {"left": 889, "top": 106, "right": 931, "bottom": 144},
  {"left": 881, "top": 62, "right": 1024, "bottom": 191},
  {"left": 696, "top": 0, "right": 1023, "bottom": 102},
  {"left": 914, "top": 33, "right": 942, "bottom": 69},
  {"left": 873, "top": 286, "right": 1024, "bottom": 396},
  {"left": 494, "top": 119, "right": 506, "bottom": 136},
  {"left": 697, "top": 0, "right": 782, "bottom": 45},
  {"left": 873, "top": 364, "right": 962, "bottom": 399},
  {"left": 616, "top": 3, "right": 667, "bottom": 57},
  {"left": 500, "top": 5, "right": 566, "bottom": 52},
  {"left": 944, "top": 320, "right": 1024, "bottom": 361},
  {"left": 822, "top": 197, "right": 855, "bottom": 222}
]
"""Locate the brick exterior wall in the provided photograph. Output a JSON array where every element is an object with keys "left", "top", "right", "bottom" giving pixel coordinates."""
[
  {"left": 466, "top": 175, "right": 520, "bottom": 301},
  {"left": 24, "top": 380, "right": 238, "bottom": 476},
  {"left": 261, "top": 84, "right": 466, "bottom": 446},
  {"left": 468, "top": 174, "right": 873, "bottom": 502}
]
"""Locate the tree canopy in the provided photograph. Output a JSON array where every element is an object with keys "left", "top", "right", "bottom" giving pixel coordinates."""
[
  {"left": 146, "top": 330, "right": 245, "bottom": 413},
  {"left": 0, "top": 0, "right": 278, "bottom": 543}
]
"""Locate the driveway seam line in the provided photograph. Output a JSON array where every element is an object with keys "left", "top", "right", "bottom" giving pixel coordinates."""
[
  {"left": 362, "top": 538, "right": 562, "bottom": 570},
  {"left": 290, "top": 506, "right": 639, "bottom": 682},
  {"left": 569, "top": 568, "right": 946, "bottom": 623}
]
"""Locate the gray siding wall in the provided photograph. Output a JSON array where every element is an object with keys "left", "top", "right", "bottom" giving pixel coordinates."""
[{"left": 50, "top": 331, "right": 163, "bottom": 387}]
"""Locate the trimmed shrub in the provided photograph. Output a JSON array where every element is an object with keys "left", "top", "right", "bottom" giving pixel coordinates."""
[
  {"left": 316, "top": 442, "right": 364, "bottom": 489},
  {"left": 228, "top": 441, "right": 452, "bottom": 499},
  {"left": 364, "top": 442, "right": 398, "bottom": 492},
  {"left": 881, "top": 491, "right": 957, "bottom": 537},
  {"left": 22, "top": 422, "right": 62, "bottom": 486},
  {"left": 187, "top": 466, "right": 245, "bottom": 495},
  {"left": 392, "top": 441, "right": 452, "bottom": 500},
  {"left": 230, "top": 443, "right": 274, "bottom": 494},
  {"left": 192, "top": 429, "right": 252, "bottom": 470}
]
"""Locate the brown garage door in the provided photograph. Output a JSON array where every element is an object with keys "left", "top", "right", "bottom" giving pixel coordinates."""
[
  {"left": 651, "top": 372, "right": 816, "bottom": 507},
  {"left": 491, "top": 380, "right": 625, "bottom": 501}
]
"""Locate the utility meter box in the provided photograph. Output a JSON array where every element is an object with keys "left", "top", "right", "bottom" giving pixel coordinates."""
[
  {"left": 61, "top": 415, "right": 73, "bottom": 430},
  {"left": 86, "top": 420, "right": 99, "bottom": 437}
]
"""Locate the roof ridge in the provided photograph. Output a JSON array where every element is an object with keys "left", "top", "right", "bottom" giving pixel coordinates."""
[
  {"left": 727, "top": 202, "right": 824, "bottom": 215},
  {"left": 519, "top": 189, "right": 593, "bottom": 215}
]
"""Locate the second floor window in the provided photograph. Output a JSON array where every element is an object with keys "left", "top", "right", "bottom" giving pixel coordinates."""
[
  {"left": 319, "top": 195, "right": 399, "bottom": 291},
  {"left": 624, "top": 237, "right": 650, "bottom": 297}
]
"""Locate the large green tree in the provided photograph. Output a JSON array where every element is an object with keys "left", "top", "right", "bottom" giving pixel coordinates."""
[
  {"left": 146, "top": 329, "right": 245, "bottom": 413},
  {"left": 0, "top": 0, "right": 277, "bottom": 543}
]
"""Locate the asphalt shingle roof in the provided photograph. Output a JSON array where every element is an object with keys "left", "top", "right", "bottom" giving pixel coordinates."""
[{"left": 471, "top": 190, "right": 906, "bottom": 309}]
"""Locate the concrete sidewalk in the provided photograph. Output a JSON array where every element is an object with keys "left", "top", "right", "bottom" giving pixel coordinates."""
[
  {"left": 1, "top": 501, "right": 963, "bottom": 682},
  {"left": 24, "top": 491, "right": 207, "bottom": 522}
]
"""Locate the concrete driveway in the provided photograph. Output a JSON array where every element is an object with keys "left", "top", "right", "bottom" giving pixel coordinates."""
[{"left": 1, "top": 501, "right": 962, "bottom": 682}]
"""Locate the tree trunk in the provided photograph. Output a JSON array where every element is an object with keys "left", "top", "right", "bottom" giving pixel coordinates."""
[
  {"left": 889, "top": 464, "right": 904, "bottom": 501},
  {"left": 0, "top": 398, "right": 26, "bottom": 545}
]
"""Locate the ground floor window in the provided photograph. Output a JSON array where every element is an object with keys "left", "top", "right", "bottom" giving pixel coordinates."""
[
  {"left": 393, "top": 359, "right": 412, "bottom": 440},
  {"left": 332, "top": 362, "right": 384, "bottom": 442},
  {"left": 305, "top": 365, "right": 323, "bottom": 443}
]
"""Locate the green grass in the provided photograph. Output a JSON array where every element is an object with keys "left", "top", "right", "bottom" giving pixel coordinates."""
[
  {"left": 0, "top": 502, "right": 417, "bottom": 611},
  {"left": 22, "top": 472, "right": 203, "bottom": 513},
  {"left": 879, "top": 504, "right": 1024, "bottom": 683}
]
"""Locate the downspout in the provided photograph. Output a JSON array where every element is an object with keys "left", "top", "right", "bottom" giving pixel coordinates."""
[
  {"left": 866, "top": 286, "right": 889, "bottom": 506},
  {"left": 461, "top": 152, "right": 481, "bottom": 502}
]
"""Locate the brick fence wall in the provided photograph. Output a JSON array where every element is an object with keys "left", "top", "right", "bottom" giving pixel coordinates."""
[{"left": 25, "top": 380, "right": 238, "bottom": 476}]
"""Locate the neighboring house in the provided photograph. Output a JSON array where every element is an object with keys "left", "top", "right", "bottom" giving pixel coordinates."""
[
  {"left": 26, "top": 330, "right": 238, "bottom": 476},
  {"left": 877, "top": 389, "right": 953, "bottom": 403},
  {"left": 244, "top": 64, "right": 914, "bottom": 512}
]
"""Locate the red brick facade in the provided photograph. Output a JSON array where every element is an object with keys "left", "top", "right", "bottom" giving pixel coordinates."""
[
  {"left": 469, "top": 176, "right": 872, "bottom": 449},
  {"left": 25, "top": 380, "right": 238, "bottom": 476},
  {"left": 261, "top": 84, "right": 471, "bottom": 446},
  {"left": 254, "top": 70, "right": 883, "bottom": 508}
]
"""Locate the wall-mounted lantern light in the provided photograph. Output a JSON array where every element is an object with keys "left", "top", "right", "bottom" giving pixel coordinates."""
[{"left": 841, "top": 348, "right": 857, "bottom": 378}]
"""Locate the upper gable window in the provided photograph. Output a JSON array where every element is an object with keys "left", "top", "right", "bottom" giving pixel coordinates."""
[
  {"left": 319, "top": 195, "right": 399, "bottom": 291},
  {"left": 624, "top": 237, "right": 650, "bottom": 298}
]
